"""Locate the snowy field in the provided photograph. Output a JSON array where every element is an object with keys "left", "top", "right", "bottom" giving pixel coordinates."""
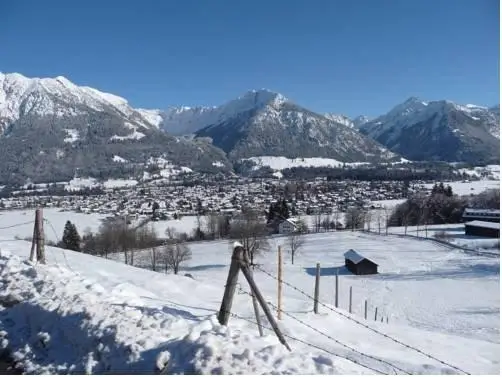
[
  {"left": 0, "top": 208, "right": 106, "bottom": 243},
  {"left": 422, "top": 180, "right": 499, "bottom": 196},
  {"left": 386, "top": 223, "right": 500, "bottom": 254},
  {"left": 0, "top": 226, "right": 497, "bottom": 374}
]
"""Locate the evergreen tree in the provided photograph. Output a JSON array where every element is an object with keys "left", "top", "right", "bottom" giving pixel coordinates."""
[{"left": 61, "top": 220, "right": 81, "bottom": 251}]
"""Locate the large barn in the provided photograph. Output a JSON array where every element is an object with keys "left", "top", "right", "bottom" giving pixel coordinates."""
[
  {"left": 343, "top": 249, "right": 378, "bottom": 275},
  {"left": 464, "top": 221, "right": 500, "bottom": 238}
]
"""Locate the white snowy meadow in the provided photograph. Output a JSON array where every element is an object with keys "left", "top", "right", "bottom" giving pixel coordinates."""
[{"left": 0, "top": 211, "right": 499, "bottom": 374}]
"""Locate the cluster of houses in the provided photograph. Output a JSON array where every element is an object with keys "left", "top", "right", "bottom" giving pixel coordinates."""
[{"left": 0, "top": 176, "right": 413, "bottom": 220}]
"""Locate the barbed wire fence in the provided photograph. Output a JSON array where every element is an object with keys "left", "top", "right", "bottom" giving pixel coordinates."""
[{"left": 250, "top": 263, "right": 470, "bottom": 375}]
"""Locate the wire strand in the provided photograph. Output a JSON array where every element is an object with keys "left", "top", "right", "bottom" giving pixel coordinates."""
[
  {"left": 225, "top": 309, "right": 387, "bottom": 375},
  {"left": 253, "top": 264, "right": 470, "bottom": 375}
]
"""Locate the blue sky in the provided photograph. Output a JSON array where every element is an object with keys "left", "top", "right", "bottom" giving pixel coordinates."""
[{"left": 0, "top": 0, "right": 499, "bottom": 117}]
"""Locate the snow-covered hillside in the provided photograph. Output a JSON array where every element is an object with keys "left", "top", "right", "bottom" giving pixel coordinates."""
[
  {"left": 0, "top": 72, "right": 156, "bottom": 134},
  {"left": 359, "top": 97, "right": 500, "bottom": 164},
  {"left": 0, "top": 222, "right": 499, "bottom": 373},
  {"left": 244, "top": 156, "right": 369, "bottom": 171}
]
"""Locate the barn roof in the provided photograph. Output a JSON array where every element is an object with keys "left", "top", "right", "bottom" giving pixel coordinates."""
[
  {"left": 464, "top": 221, "right": 500, "bottom": 230},
  {"left": 344, "top": 249, "right": 366, "bottom": 264}
]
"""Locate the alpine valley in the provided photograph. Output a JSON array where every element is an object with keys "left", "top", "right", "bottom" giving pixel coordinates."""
[{"left": 0, "top": 72, "right": 499, "bottom": 185}]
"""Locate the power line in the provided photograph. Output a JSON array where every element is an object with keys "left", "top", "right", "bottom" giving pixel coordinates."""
[{"left": 253, "top": 265, "right": 470, "bottom": 375}]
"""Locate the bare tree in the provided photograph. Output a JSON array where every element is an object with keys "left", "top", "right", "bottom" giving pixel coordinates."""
[
  {"left": 321, "top": 214, "right": 332, "bottom": 232},
  {"left": 314, "top": 212, "right": 323, "bottom": 233},
  {"left": 287, "top": 230, "right": 305, "bottom": 265},
  {"left": 345, "top": 207, "right": 365, "bottom": 231},
  {"left": 150, "top": 246, "right": 159, "bottom": 271},
  {"left": 332, "top": 206, "right": 341, "bottom": 231},
  {"left": 205, "top": 212, "right": 219, "bottom": 240},
  {"left": 165, "top": 242, "right": 192, "bottom": 274},
  {"left": 365, "top": 210, "right": 373, "bottom": 232},
  {"left": 164, "top": 227, "right": 192, "bottom": 274},
  {"left": 229, "top": 208, "right": 269, "bottom": 266}
]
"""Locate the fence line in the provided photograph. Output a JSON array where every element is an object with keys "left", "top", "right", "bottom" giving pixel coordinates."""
[
  {"left": 253, "top": 265, "right": 470, "bottom": 375},
  {"left": 223, "top": 308, "right": 389, "bottom": 375}
]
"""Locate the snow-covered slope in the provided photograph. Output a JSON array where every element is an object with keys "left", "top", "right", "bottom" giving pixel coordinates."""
[
  {"left": 323, "top": 113, "right": 354, "bottom": 127},
  {"left": 184, "top": 89, "right": 400, "bottom": 163},
  {"left": 0, "top": 72, "right": 232, "bottom": 184},
  {"left": 0, "top": 228, "right": 498, "bottom": 374},
  {"left": 0, "top": 72, "right": 157, "bottom": 135},
  {"left": 359, "top": 97, "right": 500, "bottom": 164}
]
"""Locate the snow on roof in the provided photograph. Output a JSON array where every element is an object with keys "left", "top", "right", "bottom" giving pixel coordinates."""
[
  {"left": 344, "top": 249, "right": 366, "bottom": 264},
  {"left": 464, "top": 209, "right": 500, "bottom": 215},
  {"left": 464, "top": 221, "right": 500, "bottom": 230}
]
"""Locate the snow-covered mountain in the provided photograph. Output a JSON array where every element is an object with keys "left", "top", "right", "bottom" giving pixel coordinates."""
[
  {"left": 191, "top": 89, "right": 399, "bottom": 162},
  {"left": 0, "top": 72, "right": 231, "bottom": 184},
  {"left": 323, "top": 114, "right": 371, "bottom": 128},
  {"left": 323, "top": 113, "right": 354, "bottom": 127},
  {"left": 359, "top": 97, "right": 500, "bottom": 164},
  {"left": 0, "top": 72, "right": 159, "bottom": 135}
]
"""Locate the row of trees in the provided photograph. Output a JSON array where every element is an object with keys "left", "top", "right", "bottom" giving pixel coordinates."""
[{"left": 387, "top": 185, "right": 500, "bottom": 234}]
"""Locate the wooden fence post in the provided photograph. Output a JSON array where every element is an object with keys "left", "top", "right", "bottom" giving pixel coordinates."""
[
  {"left": 278, "top": 245, "right": 282, "bottom": 320},
  {"left": 374, "top": 307, "right": 378, "bottom": 321},
  {"left": 349, "top": 286, "right": 353, "bottom": 314},
  {"left": 386, "top": 316, "right": 389, "bottom": 324},
  {"left": 335, "top": 268, "right": 339, "bottom": 308},
  {"left": 239, "top": 262, "right": 291, "bottom": 351},
  {"left": 243, "top": 248, "right": 263, "bottom": 336},
  {"left": 29, "top": 210, "right": 38, "bottom": 262},
  {"left": 314, "top": 263, "right": 321, "bottom": 314},
  {"left": 36, "top": 208, "right": 46, "bottom": 264},
  {"left": 217, "top": 245, "right": 244, "bottom": 326},
  {"left": 364, "top": 300, "right": 368, "bottom": 320}
]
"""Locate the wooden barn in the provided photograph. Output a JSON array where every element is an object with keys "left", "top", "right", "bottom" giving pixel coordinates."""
[
  {"left": 344, "top": 249, "right": 378, "bottom": 275},
  {"left": 464, "top": 221, "right": 500, "bottom": 238}
]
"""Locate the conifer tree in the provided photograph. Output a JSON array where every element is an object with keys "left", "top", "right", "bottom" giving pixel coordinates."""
[{"left": 61, "top": 220, "right": 81, "bottom": 251}]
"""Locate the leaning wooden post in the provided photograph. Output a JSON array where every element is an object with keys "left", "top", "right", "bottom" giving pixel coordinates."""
[
  {"left": 29, "top": 210, "right": 38, "bottom": 262},
  {"left": 364, "top": 300, "right": 368, "bottom": 320},
  {"left": 349, "top": 286, "right": 353, "bottom": 314},
  {"left": 277, "top": 245, "right": 283, "bottom": 320},
  {"left": 243, "top": 248, "right": 263, "bottom": 336},
  {"left": 36, "top": 208, "right": 46, "bottom": 264},
  {"left": 314, "top": 263, "right": 320, "bottom": 314},
  {"left": 374, "top": 307, "right": 378, "bottom": 321},
  {"left": 217, "top": 244, "right": 244, "bottom": 326},
  {"left": 239, "top": 261, "right": 291, "bottom": 351},
  {"left": 335, "top": 268, "right": 339, "bottom": 308}
]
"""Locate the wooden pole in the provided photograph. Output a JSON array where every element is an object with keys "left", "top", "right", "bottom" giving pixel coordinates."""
[
  {"left": 349, "top": 286, "right": 353, "bottom": 314},
  {"left": 239, "top": 262, "right": 291, "bottom": 351},
  {"left": 36, "top": 208, "right": 46, "bottom": 264},
  {"left": 314, "top": 263, "right": 320, "bottom": 314},
  {"left": 335, "top": 268, "right": 339, "bottom": 308},
  {"left": 217, "top": 245, "right": 244, "bottom": 326},
  {"left": 29, "top": 210, "right": 38, "bottom": 262},
  {"left": 243, "top": 249, "right": 263, "bottom": 337},
  {"left": 374, "top": 307, "right": 378, "bottom": 321},
  {"left": 277, "top": 245, "right": 283, "bottom": 320},
  {"left": 386, "top": 316, "right": 389, "bottom": 324},
  {"left": 364, "top": 300, "right": 368, "bottom": 320}
]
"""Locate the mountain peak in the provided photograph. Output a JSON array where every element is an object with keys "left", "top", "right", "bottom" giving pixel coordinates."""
[{"left": 237, "top": 88, "right": 288, "bottom": 109}]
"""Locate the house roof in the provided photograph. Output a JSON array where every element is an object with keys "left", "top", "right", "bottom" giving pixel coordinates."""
[
  {"left": 463, "top": 208, "right": 500, "bottom": 216},
  {"left": 464, "top": 221, "right": 500, "bottom": 230},
  {"left": 344, "top": 249, "right": 366, "bottom": 264}
]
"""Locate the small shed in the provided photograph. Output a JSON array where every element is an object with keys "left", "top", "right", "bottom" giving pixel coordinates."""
[
  {"left": 464, "top": 221, "right": 500, "bottom": 238},
  {"left": 344, "top": 249, "right": 378, "bottom": 275}
]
